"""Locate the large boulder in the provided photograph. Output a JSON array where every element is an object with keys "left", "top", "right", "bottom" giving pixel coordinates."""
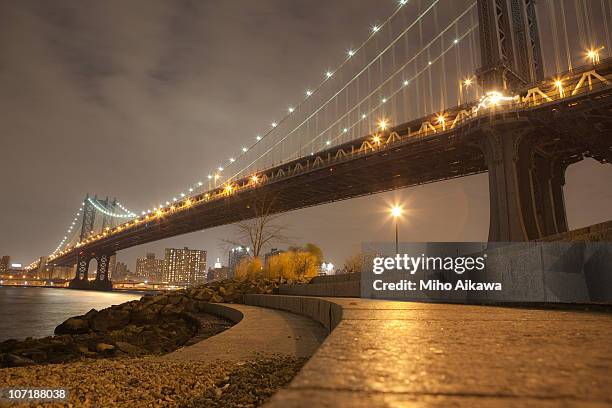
[
  {"left": 95, "top": 343, "right": 115, "bottom": 353},
  {"left": 1, "top": 353, "right": 35, "bottom": 367},
  {"left": 131, "top": 303, "right": 163, "bottom": 324},
  {"left": 89, "top": 309, "right": 130, "bottom": 332},
  {"left": 55, "top": 317, "right": 90, "bottom": 335},
  {"left": 114, "top": 341, "right": 144, "bottom": 356}
]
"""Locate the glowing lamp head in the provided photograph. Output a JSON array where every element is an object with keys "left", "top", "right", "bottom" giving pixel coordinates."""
[
  {"left": 372, "top": 135, "right": 381, "bottom": 144},
  {"left": 377, "top": 118, "right": 389, "bottom": 131},
  {"left": 251, "top": 175, "right": 259, "bottom": 183},
  {"left": 437, "top": 114, "right": 445, "bottom": 124},
  {"left": 555, "top": 80, "right": 563, "bottom": 88},
  {"left": 224, "top": 184, "right": 234, "bottom": 194},
  {"left": 391, "top": 206, "right": 402, "bottom": 218},
  {"left": 463, "top": 78, "right": 473, "bottom": 87}
]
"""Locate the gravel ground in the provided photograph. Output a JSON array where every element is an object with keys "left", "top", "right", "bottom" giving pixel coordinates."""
[{"left": 0, "top": 355, "right": 305, "bottom": 407}]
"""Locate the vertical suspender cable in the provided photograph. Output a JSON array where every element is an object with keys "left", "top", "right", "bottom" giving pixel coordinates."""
[
  {"left": 583, "top": 0, "right": 596, "bottom": 47},
  {"left": 602, "top": 0, "right": 612, "bottom": 56},
  {"left": 548, "top": 0, "right": 562, "bottom": 74},
  {"left": 559, "top": 0, "right": 574, "bottom": 71},
  {"left": 575, "top": 0, "right": 587, "bottom": 49}
]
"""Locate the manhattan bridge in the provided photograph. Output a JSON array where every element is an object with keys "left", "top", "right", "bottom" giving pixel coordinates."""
[{"left": 26, "top": 0, "right": 612, "bottom": 290}]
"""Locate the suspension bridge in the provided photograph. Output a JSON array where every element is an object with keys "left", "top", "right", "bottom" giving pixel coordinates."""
[{"left": 26, "top": 0, "right": 612, "bottom": 290}]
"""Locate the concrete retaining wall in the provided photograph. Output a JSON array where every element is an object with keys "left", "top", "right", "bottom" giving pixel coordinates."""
[{"left": 243, "top": 294, "right": 343, "bottom": 332}]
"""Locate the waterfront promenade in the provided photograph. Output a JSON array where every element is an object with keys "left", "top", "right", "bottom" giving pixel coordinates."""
[{"left": 244, "top": 295, "right": 612, "bottom": 407}]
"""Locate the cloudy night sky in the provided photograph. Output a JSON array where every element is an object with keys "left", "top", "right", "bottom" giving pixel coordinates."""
[{"left": 0, "top": 0, "right": 611, "bottom": 271}]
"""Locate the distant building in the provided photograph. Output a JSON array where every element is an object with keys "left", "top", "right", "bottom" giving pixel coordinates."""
[
  {"left": 49, "top": 265, "right": 75, "bottom": 280},
  {"left": 113, "top": 262, "right": 130, "bottom": 280},
  {"left": 264, "top": 248, "right": 284, "bottom": 266},
  {"left": 35, "top": 256, "right": 49, "bottom": 279},
  {"left": 207, "top": 266, "right": 229, "bottom": 282},
  {"left": 136, "top": 253, "right": 164, "bottom": 281},
  {"left": 228, "top": 246, "right": 251, "bottom": 278},
  {"left": 7, "top": 263, "right": 25, "bottom": 277},
  {"left": 163, "top": 247, "right": 207, "bottom": 285},
  {"left": 0, "top": 256, "right": 10, "bottom": 275}
]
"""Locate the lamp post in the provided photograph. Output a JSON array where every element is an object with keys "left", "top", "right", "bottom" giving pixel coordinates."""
[{"left": 390, "top": 206, "right": 402, "bottom": 254}]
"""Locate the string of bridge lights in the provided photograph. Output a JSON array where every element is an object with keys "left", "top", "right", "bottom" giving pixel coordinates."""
[
  {"left": 142, "top": 0, "right": 427, "bottom": 214},
  {"left": 87, "top": 197, "right": 137, "bottom": 219},
  {"left": 49, "top": 202, "right": 85, "bottom": 258},
  {"left": 318, "top": 24, "right": 479, "bottom": 152},
  {"left": 242, "top": 2, "right": 476, "bottom": 177}
]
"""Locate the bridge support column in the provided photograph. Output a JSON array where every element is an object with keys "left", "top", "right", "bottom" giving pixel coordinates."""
[
  {"left": 68, "top": 252, "right": 113, "bottom": 290},
  {"left": 481, "top": 127, "right": 568, "bottom": 241},
  {"left": 92, "top": 253, "right": 113, "bottom": 291},
  {"left": 68, "top": 253, "right": 92, "bottom": 289}
]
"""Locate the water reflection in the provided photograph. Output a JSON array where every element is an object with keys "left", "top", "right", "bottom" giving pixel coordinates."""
[{"left": 0, "top": 286, "right": 142, "bottom": 340}]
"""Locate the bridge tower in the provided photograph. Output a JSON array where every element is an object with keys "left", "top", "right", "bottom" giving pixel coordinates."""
[
  {"left": 69, "top": 194, "right": 114, "bottom": 290},
  {"left": 79, "top": 194, "right": 96, "bottom": 242},
  {"left": 476, "top": 0, "right": 544, "bottom": 91},
  {"left": 476, "top": 0, "right": 571, "bottom": 241}
]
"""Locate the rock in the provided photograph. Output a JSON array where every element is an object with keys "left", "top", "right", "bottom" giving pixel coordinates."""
[
  {"left": 76, "top": 345, "right": 90, "bottom": 354},
  {"left": 84, "top": 308, "right": 98, "bottom": 319},
  {"left": 95, "top": 343, "right": 115, "bottom": 353},
  {"left": 115, "top": 341, "right": 144, "bottom": 356},
  {"left": 168, "top": 296, "right": 182, "bottom": 305},
  {"left": 131, "top": 303, "right": 163, "bottom": 323},
  {"left": 90, "top": 309, "right": 130, "bottom": 332},
  {"left": 55, "top": 317, "right": 90, "bottom": 335},
  {"left": 1, "top": 353, "right": 35, "bottom": 367},
  {"left": 21, "top": 350, "right": 47, "bottom": 363},
  {"left": 161, "top": 304, "right": 184, "bottom": 316},
  {"left": 210, "top": 294, "right": 224, "bottom": 303},
  {"left": 193, "top": 289, "right": 212, "bottom": 301}
]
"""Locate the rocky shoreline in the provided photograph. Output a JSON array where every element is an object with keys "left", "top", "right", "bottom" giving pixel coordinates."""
[{"left": 0, "top": 279, "right": 281, "bottom": 368}]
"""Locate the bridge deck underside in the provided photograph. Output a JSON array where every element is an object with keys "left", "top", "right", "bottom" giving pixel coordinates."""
[{"left": 51, "top": 74, "right": 612, "bottom": 266}]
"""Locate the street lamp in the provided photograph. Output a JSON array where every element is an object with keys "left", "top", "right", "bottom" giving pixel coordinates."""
[{"left": 390, "top": 205, "right": 402, "bottom": 254}]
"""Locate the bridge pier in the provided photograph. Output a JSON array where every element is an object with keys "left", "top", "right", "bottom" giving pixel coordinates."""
[
  {"left": 480, "top": 125, "right": 568, "bottom": 241},
  {"left": 68, "top": 252, "right": 114, "bottom": 291}
]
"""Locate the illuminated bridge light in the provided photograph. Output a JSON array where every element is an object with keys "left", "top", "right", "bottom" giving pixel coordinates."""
[
  {"left": 347, "top": 49, "right": 355, "bottom": 57},
  {"left": 224, "top": 184, "right": 234, "bottom": 194},
  {"left": 251, "top": 175, "right": 259, "bottom": 184},
  {"left": 377, "top": 118, "right": 389, "bottom": 131},
  {"left": 372, "top": 135, "right": 381, "bottom": 144}
]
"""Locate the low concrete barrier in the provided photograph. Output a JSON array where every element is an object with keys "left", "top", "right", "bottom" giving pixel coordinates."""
[
  {"left": 243, "top": 294, "right": 343, "bottom": 332},
  {"left": 200, "top": 302, "right": 244, "bottom": 323}
]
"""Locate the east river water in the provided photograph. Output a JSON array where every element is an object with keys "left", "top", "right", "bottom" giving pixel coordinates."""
[{"left": 0, "top": 286, "right": 142, "bottom": 341}]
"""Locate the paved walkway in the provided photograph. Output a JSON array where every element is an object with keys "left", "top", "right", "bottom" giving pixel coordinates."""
[
  {"left": 246, "top": 296, "right": 612, "bottom": 407},
  {"left": 164, "top": 303, "right": 327, "bottom": 362}
]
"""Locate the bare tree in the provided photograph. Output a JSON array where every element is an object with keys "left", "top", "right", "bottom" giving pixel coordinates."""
[{"left": 222, "top": 194, "right": 292, "bottom": 258}]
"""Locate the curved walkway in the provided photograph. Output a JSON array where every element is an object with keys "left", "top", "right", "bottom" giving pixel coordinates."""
[
  {"left": 244, "top": 295, "right": 612, "bottom": 407},
  {"left": 164, "top": 303, "right": 327, "bottom": 362}
]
